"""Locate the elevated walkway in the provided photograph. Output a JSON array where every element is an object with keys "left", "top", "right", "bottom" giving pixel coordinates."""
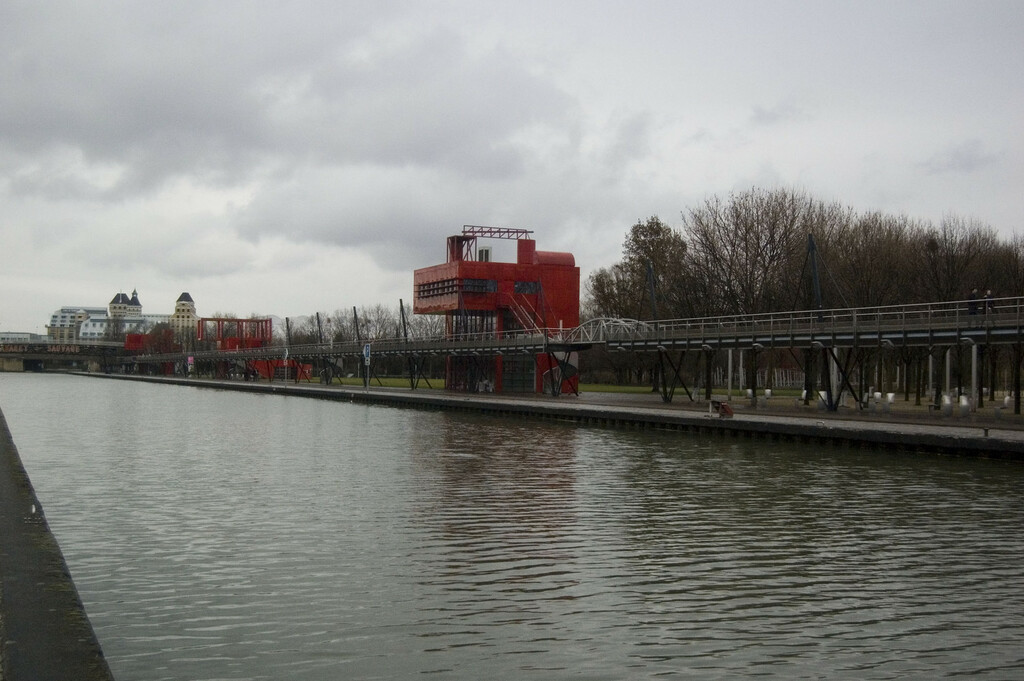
[{"left": 121, "top": 297, "right": 1024, "bottom": 367}]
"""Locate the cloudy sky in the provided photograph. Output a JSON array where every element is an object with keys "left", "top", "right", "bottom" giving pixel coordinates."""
[{"left": 2, "top": 1, "right": 1021, "bottom": 333}]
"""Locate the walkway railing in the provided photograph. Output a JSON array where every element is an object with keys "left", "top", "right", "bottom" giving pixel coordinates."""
[
  {"left": 119, "top": 296, "right": 1024, "bottom": 365},
  {"left": 585, "top": 296, "right": 1024, "bottom": 347}
]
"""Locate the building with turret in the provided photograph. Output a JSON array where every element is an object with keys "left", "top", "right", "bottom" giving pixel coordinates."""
[
  {"left": 46, "top": 290, "right": 198, "bottom": 342},
  {"left": 169, "top": 293, "right": 197, "bottom": 341}
]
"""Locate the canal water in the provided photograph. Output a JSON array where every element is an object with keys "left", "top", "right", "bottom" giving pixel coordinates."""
[{"left": 1, "top": 373, "right": 1022, "bottom": 680}]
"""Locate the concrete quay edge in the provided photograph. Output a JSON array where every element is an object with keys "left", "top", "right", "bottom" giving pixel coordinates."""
[
  {"left": 84, "top": 374, "right": 1024, "bottom": 459},
  {"left": 0, "top": 408, "right": 115, "bottom": 681}
]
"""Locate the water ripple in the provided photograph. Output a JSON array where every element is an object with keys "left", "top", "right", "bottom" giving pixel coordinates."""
[{"left": 1, "top": 374, "right": 1022, "bottom": 680}]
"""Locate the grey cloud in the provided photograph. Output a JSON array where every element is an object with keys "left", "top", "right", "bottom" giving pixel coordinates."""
[
  {"left": 7, "top": 159, "right": 111, "bottom": 202},
  {"left": 2, "top": 5, "right": 280, "bottom": 156},
  {"left": 1, "top": 6, "right": 575, "bottom": 201},
  {"left": 265, "top": 27, "right": 576, "bottom": 176},
  {"left": 601, "top": 112, "right": 653, "bottom": 167},
  {"left": 921, "top": 139, "right": 998, "bottom": 175},
  {"left": 750, "top": 102, "right": 804, "bottom": 127},
  {"left": 233, "top": 165, "right": 496, "bottom": 272}
]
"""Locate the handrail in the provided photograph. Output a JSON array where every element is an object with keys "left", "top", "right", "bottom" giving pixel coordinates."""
[{"left": 123, "top": 296, "right": 1024, "bottom": 363}]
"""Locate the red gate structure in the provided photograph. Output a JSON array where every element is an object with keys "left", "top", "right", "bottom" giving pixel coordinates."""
[{"left": 197, "top": 317, "right": 273, "bottom": 348}]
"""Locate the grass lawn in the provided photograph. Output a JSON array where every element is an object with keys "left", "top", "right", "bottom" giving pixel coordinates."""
[
  {"left": 577, "top": 383, "right": 656, "bottom": 393},
  {"left": 329, "top": 376, "right": 443, "bottom": 388}
]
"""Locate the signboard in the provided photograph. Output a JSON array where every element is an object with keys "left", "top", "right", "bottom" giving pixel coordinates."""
[{"left": 363, "top": 343, "right": 371, "bottom": 366}]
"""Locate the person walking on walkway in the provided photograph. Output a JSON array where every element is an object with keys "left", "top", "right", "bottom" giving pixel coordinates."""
[{"left": 968, "top": 288, "right": 979, "bottom": 315}]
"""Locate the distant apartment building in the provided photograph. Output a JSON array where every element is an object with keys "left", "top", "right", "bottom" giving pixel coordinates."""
[
  {"left": 47, "top": 290, "right": 198, "bottom": 343},
  {"left": 47, "top": 307, "right": 107, "bottom": 343},
  {"left": 0, "top": 331, "right": 45, "bottom": 343}
]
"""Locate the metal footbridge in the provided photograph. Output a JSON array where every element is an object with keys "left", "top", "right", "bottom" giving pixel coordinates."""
[
  {"left": 120, "top": 297, "right": 1024, "bottom": 361},
  {"left": 9, "top": 297, "right": 1023, "bottom": 411},
  {"left": 117, "top": 297, "right": 1024, "bottom": 407},
  {"left": 572, "top": 297, "right": 1021, "bottom": 350}
]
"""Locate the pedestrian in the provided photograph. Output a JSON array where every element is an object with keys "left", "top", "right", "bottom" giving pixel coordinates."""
[
  {"left": 985, "top": 289, "right": 994, "bottom": 314},
  {"left": 968, "top": 288, "right": 979, "bottom": 315}
]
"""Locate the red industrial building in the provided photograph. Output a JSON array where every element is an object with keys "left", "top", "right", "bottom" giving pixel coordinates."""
[{"left": 413, "top": 226, "right": 580, "bottom": 394}]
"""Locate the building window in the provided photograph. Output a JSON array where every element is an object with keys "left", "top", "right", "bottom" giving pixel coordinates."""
[{"left": 463, "top": 279, "right": 497, "bottom": 293}]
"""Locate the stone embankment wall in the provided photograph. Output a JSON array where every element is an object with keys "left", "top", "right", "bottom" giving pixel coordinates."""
[{"left": 0, "top": 407, "right": 114, "bottom": 681}]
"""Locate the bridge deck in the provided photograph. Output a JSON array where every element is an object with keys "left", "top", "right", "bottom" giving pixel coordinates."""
[
  {"left": 4, "top": 298, "right": 1023, "bottom": 367},
  {"left": 136, "top": 297, "right": 1024, "bottom": 364}
]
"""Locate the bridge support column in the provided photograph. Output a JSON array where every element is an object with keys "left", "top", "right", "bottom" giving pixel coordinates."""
[
  {"left": 738, "top": 350, "right": 744, "bottom": 394},
  {"left": 928, "top": 354, "right": 934, "bottom": 398},
  {"left": 831, "top": 353, "right": 840, "bottom": 406},
  {"left": 875, "top": 354, "right": 882, "bottom": 396},
  {"left": 921, "top": 350, "right": 929, "bottom": 403},
  {"left": 971, "top": 342, "right": 978, "bottom": 412},
  {"left": 704, "top": 349, "right": 713, "bottom": 401},
  {"left": 945, "top": 348, "right": 951, "bottom": 398},
  {"left": 727, "top": 350, "right": 733, "bottom": 400},
  {"left": 803, "top": 349, "right": 814, "bottom": 406},
  {"left": 748, "top": 347, "right": 760, "bottom": 408},
  {"left": 989, "top": 346, "right": 998, "bottom": 408},
  {"left": 978, "top": 345, "right": 985, "bottom": 408},
  {"left": 1014, "top": 343, "right": 1021, "bottom": 415},
  {"left": 859, "top": 357, "right": 868, "bottom": 408},
  {"left": 818, "top": 348, "right": 834, "bottom": 410}
]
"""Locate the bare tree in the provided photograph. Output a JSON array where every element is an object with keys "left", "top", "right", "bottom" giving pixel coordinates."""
[
  {"left": 357, "top": 303, "right": 401, "bottom": 340},
  {"left": 919, "top": 214, "right": 998, "bottom": 302},
  {"left": 586, "top": 216, "right": 687, "bottom": 320},
  {"left": 825, "top": 212, "right": 921, "bottom": 308},
  {"left": 327, "top": 309, "right": 355, "bottom": 342},
  {"left": 683, "top": 188, "right": 810, "bottom": 315},
  {"left": 104, "top": 316, "right": 126, "bottom": 343},
  {"left": 581, "top": 189, "right": 1006, "bottom": 326},
  {"left": 407, "top": 310, "right": 445, "bottom": 339},
  {"left": 990, "top": 235, "right": 1024, "bottom": 297},
  {"left": 585, "top": 263, "right": 644, "bottom": 319}
]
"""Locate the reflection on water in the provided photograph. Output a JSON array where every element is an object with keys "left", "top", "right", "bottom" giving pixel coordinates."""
[{"left": 2, "top": 373, "right": 1023, "bottom": 680}]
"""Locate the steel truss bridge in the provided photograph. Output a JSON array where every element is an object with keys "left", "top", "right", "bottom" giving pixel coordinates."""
[
  {"left": 8, "top": 297, "right": 1024, "bottom": 412},
  {"left": 572, "top": 297, "right": 1024, "bottom": 410}
]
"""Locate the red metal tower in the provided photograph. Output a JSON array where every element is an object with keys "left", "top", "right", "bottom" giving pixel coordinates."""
[{"left": 413, "top": 226, "right": 580, "bottom": 393}]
